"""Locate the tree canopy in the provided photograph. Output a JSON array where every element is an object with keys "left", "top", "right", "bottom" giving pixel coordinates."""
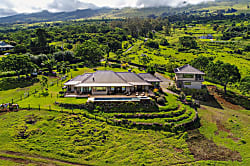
[
  {"left": 75, "top": 40, "right": 104, "bottom": 65},
  {"left": 207, "top": 61, "right": 241, "bottom": 94}
]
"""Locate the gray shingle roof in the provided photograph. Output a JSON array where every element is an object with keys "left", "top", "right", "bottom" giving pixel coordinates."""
[
  {"left": 174, "top": 64, "right": 205, "bottom": 75},
  {"left": 64, "top": 73, "right": 92, "bottom": 85},
  {"left": 117, "top": 72, "right": 151, "bottom": 86},
  {"left": 65, "top": 71, "right": 162, "bottom": 87},
  {"left": 138, "top": 73, "right": 162, "bottom": 82},
  {"left": 84, "top": 71, "right": 127, "bottom": 84}
]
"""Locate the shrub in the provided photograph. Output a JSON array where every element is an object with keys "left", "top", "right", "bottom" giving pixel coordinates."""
[
  {"left": 186, "top": 96, "right": 192, "bottom": 102},
  {"left": 240, "top": 139, "right": 246, "bottom": 144},
  {"left": 145, "top": 40, "right": 159, "bottom": 49},
  {"left": 41, "top": 91, "right": 49, "bottom": 97},
  {"left": 0, "top": 77, "right": 39, "bottom": 91},
  {"left": 160, "top": 38, "right": 169, "bottom": 46},
  {"left": 0, "top": 71, "right": 17, "bottom": 78},
  {"left": 157, "top": 97, "right": 166, "bottom": 106}
]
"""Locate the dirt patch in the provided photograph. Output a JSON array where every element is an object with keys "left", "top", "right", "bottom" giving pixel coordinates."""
[
  {"left": 207, "top": 86, "right": 245, "bottom": 111},
  {"left": 0, "top": 156, "right": 46, "bottom": 165},
  {"left": 186, "top": 129, "right": 242, "bottom": 162},
  {"left": 227, "top": 134, "right": 241, "bottom": 142},
  {"left": 174, "top": 147, "right": 184, "bottom": 153},
  {"left": 0, "top": 112, "right": 6, "bottom": 116},
  {"left": 2, "top": 151, "right": 89, "bottom": 166},
  {"left": 216, "top": 120, "right": 230, "bottom": 133}
]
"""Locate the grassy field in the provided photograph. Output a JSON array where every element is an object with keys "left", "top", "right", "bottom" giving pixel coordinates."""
[
  {"left": 197, "top": 106, "right": 250, "bottom": 165},
  {"left": 0, "top": 110, "right": 195, "bottom": 165},
  {"left": 0, "top": 65, "right": 248, "bottom": 165},
  {"left": 0, "top": 101, "right": 249, "bottom": 165},
  {"left": 0, "top": 67, "right": 248, "bottom": 165}
]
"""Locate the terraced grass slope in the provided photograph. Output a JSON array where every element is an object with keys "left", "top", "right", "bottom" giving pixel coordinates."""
[
  {"left": 94, "top": 94, "right": 198, "bottom": 131},
  {"left": 0, "top": 110, "right": 195, "bottom": 165}
]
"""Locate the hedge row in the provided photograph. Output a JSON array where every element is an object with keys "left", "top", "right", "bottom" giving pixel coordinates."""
[{"left": 114, "top": 107, "right": 186, "bottom": 119}]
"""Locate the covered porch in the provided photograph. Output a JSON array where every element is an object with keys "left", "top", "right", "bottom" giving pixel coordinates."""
[{"left": 65, "top": 84, "right": 150, "bottom": 96}]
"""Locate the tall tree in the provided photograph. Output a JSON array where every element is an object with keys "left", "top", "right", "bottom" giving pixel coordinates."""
[
  {"left": 191, "top": 56, "right": 213, "bottom": 72},
  {"left": 207, "top": 61, "right": 241, "bottom": 94},
  {"left": 179, "top": 36, "right": 197, "bottom": 49},
  {"left": 75, "top": 40, "right": 104, "bottom": 65},
  {"left": 0, "top": 54, "right": 37, "bottom": 78}
]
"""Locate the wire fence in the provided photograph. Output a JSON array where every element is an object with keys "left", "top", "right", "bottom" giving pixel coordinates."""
[{"left": 1, "top": 76, "right": 65, "bottom": 104}]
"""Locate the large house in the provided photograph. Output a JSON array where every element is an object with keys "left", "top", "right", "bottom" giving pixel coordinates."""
[
  {"left": 0, "top": 41, "right": 14, "bottom": 51},
  {"left": 174, "top": 64, "right": 205, "bottom": 89},
  {"left": 64, "top": 70, "right": 161, "bottom": 96}
]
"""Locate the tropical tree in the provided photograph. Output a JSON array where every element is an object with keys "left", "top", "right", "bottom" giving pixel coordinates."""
[
  {"left": 179, "top": 36, "right": 197, "bottom": 49},
  {"left": 207, "top": 61, "right": 241, "bottom": 94},
  {"left": 40, "top": 76, "right": 48, "bottom": 91},
  {"left": 42, "top": 58, "right": 56, "bottom": 73},
  {"left": 239, "top": 76, "right": 250, "bottom": 95},
  {"left": 0, "top": 54, "right": 37, "bottom": 78},
  {"left": 75, "top": 40, "right": 104, "bottom": 65},
  {"left": 191, "top": 56, "right": 214, "bottom": 72}
]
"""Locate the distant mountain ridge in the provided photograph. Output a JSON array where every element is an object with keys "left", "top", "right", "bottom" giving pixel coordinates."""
[
  {"left": 0, "top": 0, "right": 248, "bottom": 24},
  {"left": 0, "top": 8, "right": 113, "bottom": 24}
]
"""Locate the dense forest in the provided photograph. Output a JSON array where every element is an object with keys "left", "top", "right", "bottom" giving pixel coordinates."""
[{"left": 0, "top": 13, "right": 249, "bottom": 98}]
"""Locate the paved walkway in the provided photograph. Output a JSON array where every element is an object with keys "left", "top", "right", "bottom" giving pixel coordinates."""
[
  {"left": 124, "top": 46, "right": 134, "bottom": 53},
  {"left": 155, "top": 73, "right": 179, "bottom": 96}
]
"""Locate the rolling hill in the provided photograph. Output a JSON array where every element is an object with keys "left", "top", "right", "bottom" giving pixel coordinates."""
[{"left": 0, "top": 0, "right": 249, "bottom": 24}]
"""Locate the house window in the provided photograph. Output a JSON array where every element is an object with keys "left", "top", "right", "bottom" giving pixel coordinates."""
[
  {"left": 183, "top": 74, "right": 194, "bottom": 78},
  {"left": 93, "top": 87, "right": 106, "bottom": 92},
  {"left": 122, "top": 87, "right": 126, "bottom": 91},
  {"left": 184, "top": 82, "right": 192, "bottom": 85}
]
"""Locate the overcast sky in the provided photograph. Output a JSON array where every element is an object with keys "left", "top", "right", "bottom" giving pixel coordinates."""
[{"left": 0, "top": 0, "right": 215, "bottom": 17}]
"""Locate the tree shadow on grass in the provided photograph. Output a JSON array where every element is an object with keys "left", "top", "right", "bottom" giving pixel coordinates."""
[
  {"left": 186, "top": 129, "right": 242, "bottom": 162},
  {"left": 199, "top": 95, "right": 224, "bottom": 109}
]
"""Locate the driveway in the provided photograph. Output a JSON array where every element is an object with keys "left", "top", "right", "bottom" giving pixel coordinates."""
[{"left": 155, "top": 73, "right": 179, "bottom": 96}]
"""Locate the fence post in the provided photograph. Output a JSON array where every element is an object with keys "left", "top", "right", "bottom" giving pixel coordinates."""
[
  {"left": 28, "top": 104, "right": 30, "bottom": 110},
  {"left": 12, "top": 99, "right": 13, "bottom": 104},
  {"left": 39, "top": 104, "right": 40, "bottom": 111}
]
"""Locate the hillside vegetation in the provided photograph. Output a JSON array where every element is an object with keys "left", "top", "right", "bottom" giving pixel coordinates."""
[{"left": 0, "top": 1, "right": 249, "bottom": 165}]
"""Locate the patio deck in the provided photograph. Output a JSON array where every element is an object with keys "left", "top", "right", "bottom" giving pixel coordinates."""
[{"left": 64, "top": 91, "right": 155, "bottom": 98}]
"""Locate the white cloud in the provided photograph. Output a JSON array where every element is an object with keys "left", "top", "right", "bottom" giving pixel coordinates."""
[
  {"left": 0, "top": 0, "right": 216, "bottom": 17},
  {"left": 48, "top": 0, "right": 98, "bottom": 12},
  {"left": 0, "top": 8, "right": 17, "bottom": 17},
  {"left": 136, "top": 0, "right": 215, "bottom": 8}
]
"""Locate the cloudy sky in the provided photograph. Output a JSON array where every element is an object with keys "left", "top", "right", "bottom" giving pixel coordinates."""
[{"left": 0, "top": 0, "right": 215, "bottom": 17}]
